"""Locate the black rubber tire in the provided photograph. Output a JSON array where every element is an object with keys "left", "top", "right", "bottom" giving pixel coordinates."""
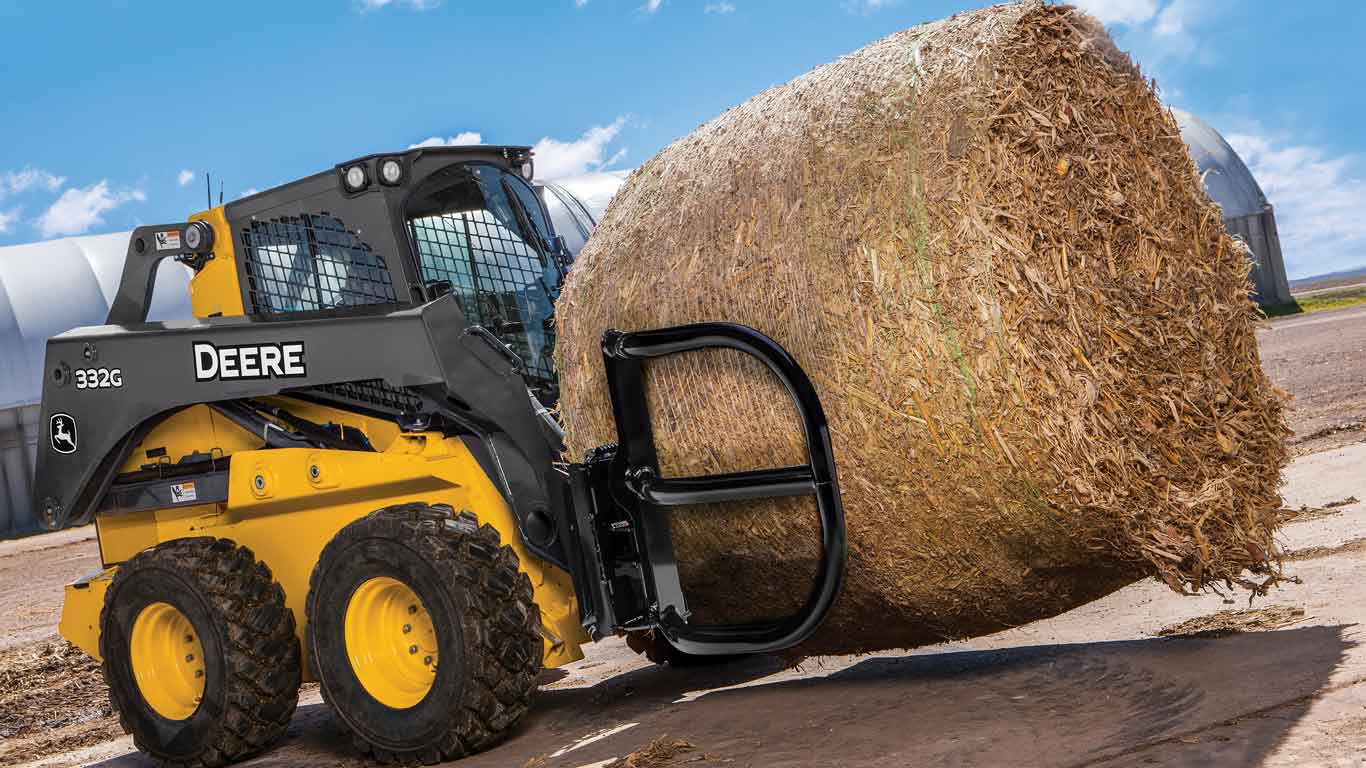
[
  {"left": 624, "top": 630, "right": 743, "bottom": 667},
  {"left": 306, "top": 503, "right": 541, "bottom": 765},
  {"left": 99, "top": 537, "right": 301, "bottom": 768}
]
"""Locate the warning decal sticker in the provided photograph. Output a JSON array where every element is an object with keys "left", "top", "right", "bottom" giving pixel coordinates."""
[
  {"left": 170, "top": 481, "right": 198, "bottom": 503},
  {"left": 155, "top": 230, "right": 182, "bottom": 251}
]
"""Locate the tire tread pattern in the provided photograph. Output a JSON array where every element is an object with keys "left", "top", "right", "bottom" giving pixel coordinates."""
[
  {"left": 101, "top": 537, "right": 301, "bottom": 768},
  {"left": 307, "top": 503, "right": 541, "bottom": 765}
]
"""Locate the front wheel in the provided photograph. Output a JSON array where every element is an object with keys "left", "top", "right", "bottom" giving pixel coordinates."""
[{"left": 306, "top": 504, "right": 541, "bottom": 765}]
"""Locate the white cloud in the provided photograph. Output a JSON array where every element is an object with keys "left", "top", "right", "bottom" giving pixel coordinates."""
[
  {"left": 177, "top": 169, "right": 195, "bottom": 187},
  {"left": 358, "top": 0, "right": 438, "bottom": 11},
  {"left": 1144, "top": 0, "right": 1222, "bottom": 63},
  {"left": 36, "top": 181, "right": 146, "bottom": 238},
  {"left": 842, "top": 0, "right": 899, "bottom": 14},
  {"left": 642, "top": 0, "right": 662, "bottom": 12},
  {"left": 240, "top": 187, "right": 261, "bottom": 199},
  {"left": 409, "top": 131, "right": 482, "bottom": 149},
  {"left": 1224, "top": 130, "right": 1366, "bottom": 278},
  {"left": 404, "top": 121, "right": 628, "bottom": 179},
  {"left": 1091, "top": 0, "right": 1228, "bottom": 78},
  {"left": 1070, "top": 0, "right": 1158, "bottom": 26},
  {"left": 575, "top": 0, "right": 587, "bottom": 6},
  {"left": 532, "top": 118, "right": 629, "bottom": 179},
  {"left": 1, "top": 168, "right": 66, "bottom": 199},
  {"left": 704, "top": 2, "right": 735, "bottom": 13},
  {"left": 1154, "top": 0, "right": 1202, "bottom": 36},
  {"left": 0, "top": 208, "right": 19, "bottom": 234}
]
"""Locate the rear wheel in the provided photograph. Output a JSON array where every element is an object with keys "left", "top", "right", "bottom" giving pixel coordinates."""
[
  {"left": 100, "top": 538, "right": 301, "bottom": 768},
  {"left": 307, "top": 504, "right": 541, "bottom": 764}
]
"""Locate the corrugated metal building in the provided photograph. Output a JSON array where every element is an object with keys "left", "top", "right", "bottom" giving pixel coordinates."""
[
  {"left": 1173, "top": 108, "right": 1295, "bottom": 307},
  {"left": 0, "top": 173, "right": 626, "bottom": 538}
]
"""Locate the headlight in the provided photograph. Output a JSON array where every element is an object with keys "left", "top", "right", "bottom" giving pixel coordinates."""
[
  {"left": 379, "top": 158, "right": 403, "bottom": 185},
  {"left": 520, "top": 159, "right": 534, "bottom": 181},
  {"left": 343, "top": 165, "right": 368, "bottom": 192}
]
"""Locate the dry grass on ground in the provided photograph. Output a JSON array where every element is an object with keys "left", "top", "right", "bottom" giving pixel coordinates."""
[
  {"left": 0, "top": 637, "right": 118, "bottom": 767},
  {"left": 1157, "top": 605, "right": 1306, "bottom": 639}
]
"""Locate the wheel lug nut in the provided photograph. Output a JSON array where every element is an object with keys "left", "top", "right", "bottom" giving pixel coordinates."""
[
  {"left": 408, "top": 605, "right": 417, "bottom": 614},
  {"left": 423, "top": 656, "right": 432, "bottom": 665},
  {"left": 185, "top": 635, "right": 194, "bottom": 643},
  {"left": 403, "top": 624, "right": 412, "bottom": 633},
  {"left": 195, "top": 670, "right": 204, "bottom": 678},
  {"left": 186, "top": 654, "right": 195, "bottom": 662},
  {"left": 409, "top": 645, "right": 418, "bottom": 655}
]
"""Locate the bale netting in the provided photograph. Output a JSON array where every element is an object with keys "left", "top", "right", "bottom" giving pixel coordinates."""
[{"left": 555, "top": 1, "right": 1289, "bottom": 655}]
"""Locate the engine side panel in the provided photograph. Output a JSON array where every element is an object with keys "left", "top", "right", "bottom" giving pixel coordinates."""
[
  {"left": 83, "top": 434, "right": 588, "bottom": 676},
  {"left": 36, "top": 299, "right": 454, "bottom": 528}
]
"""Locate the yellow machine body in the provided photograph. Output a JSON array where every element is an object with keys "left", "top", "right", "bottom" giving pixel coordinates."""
[
  {"left": 59, "top": 396, "right": 591, "bottom": 676},
  {"left": 187, "top": 207, "right": 246, "bottom": 319}
]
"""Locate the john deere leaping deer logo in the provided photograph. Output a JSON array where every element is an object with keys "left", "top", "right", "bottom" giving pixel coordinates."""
[{"left": 49, "top": 413, "right": 78, "bottom": 455}]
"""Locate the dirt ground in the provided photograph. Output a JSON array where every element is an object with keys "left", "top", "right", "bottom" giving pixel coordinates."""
[
  {"left": 2, "top": 307, "right": 1365, "bottom": 768},
  {"left": 1259, "top": 303, "right": 1366, "bottom": 455}
]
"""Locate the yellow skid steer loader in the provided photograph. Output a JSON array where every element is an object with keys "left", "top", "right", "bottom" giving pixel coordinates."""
[{"left": 34, "top": 146, "right": 845, "bottom": 766}]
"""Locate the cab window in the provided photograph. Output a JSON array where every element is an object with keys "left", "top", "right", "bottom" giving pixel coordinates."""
[{"left": 405, "top": 163, "right": 563, "bottom": 394}]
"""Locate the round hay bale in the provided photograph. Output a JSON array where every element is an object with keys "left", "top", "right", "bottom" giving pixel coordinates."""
[{"left": 555, "top": 1, "right": 1288, "bottom": 655}]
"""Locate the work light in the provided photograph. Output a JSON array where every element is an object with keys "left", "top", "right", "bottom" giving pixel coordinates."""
[
  {"left": 379, "top": 158, "right": 403, "bottom": 185},
  {"left": 344, "top": 165, "right": 368, "bottom": 192}
]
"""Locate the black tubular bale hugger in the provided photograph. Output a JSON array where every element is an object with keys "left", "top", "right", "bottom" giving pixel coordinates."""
[
  {"left": 570, "top": 323, "right": 846, "bottom": 655},
  {"left": 34, "top": 144, "right": 846, "bottom": 766}
]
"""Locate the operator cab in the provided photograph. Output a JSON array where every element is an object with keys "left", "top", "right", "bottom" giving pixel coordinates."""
[{"left": 199, "top": 146, "right": 571, "bottom": 405}]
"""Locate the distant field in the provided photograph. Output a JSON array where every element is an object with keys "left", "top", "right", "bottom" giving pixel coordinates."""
[
  {"left": 1291, "top": 285, "right": 1366, "bottom": 314},
  {"left": 1273, "top": 284, "right": 1366, "bottom": 314},
  {"left": 1290, "top": 267, "right": 1366, "bottom": 294}
]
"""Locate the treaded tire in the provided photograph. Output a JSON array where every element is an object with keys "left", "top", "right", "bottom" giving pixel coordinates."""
[
  {"left": 100, "top": 537, "right": 301, "bottom": 768},
  {"left": 306, "top": 503, "right": 541, "bottom": 765}
]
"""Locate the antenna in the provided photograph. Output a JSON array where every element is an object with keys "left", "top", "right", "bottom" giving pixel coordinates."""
[
  {"left": 205, "top": 172, "right": 212, "bottom": 210},
  {"left": 219, "top": 180, "right": 224, "bottom": 207}
]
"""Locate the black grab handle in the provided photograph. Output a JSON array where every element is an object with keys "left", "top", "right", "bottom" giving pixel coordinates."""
[
  {"left": 106, "top": 222, "right": 215, "bottom": 326},
  {"left": 599, "top": 322, "right": 847, "bottom": 655}
]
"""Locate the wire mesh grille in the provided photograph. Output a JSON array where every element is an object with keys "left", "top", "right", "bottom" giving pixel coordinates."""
[
  {"left": 410, "top": 209, "right": 557, "bottom": 383},
  {"left": 309, "top": 379, "right": 423, "bottom": 415},
  {"left": 241, "top": 214, "right": 397, "bottom": 314}
]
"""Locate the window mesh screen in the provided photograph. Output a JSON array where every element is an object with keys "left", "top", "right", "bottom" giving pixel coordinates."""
[
  {"left": 241, "top": 214, "right": 396, "bottom": 314},
  {"left": 410, "top": 209, "right": 556, "bottom": 383}
]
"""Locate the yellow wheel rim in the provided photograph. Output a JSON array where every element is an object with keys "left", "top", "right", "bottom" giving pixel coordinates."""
[
  {"left": 344, "top": 577, "right": 439, "bottom": 709},
  {"left": 130, "top": 602, "right": 206, "bottom": 720}
]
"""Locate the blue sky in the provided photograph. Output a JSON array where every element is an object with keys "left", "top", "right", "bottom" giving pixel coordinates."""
[{"left": 0, "top": 0, "right": 1363, "bottom": 278}]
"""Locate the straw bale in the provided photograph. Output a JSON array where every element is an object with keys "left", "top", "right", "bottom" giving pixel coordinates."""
[{"left": 556, "top": 1, "right": 1288, "bottom": 654}]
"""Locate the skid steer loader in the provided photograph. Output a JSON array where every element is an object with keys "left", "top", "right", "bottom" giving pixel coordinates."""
[{"left": 33, "top": 146, "right": 846, "bottom": 766}]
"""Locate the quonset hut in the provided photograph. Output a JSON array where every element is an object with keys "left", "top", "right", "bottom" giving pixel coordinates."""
[
  {"left": 0, "top": 173, "right": 627, "bottom": 537},
  {"left": 1173, "top": 108, "right": 1295, "bottom": 308},
  {"left": 0, "top": 234, "right": 192, "bottom": 536}
]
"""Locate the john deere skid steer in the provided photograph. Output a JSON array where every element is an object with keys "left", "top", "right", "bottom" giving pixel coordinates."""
[{"left": 33, "top": 146, "right": 846, "bottom": 766}]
